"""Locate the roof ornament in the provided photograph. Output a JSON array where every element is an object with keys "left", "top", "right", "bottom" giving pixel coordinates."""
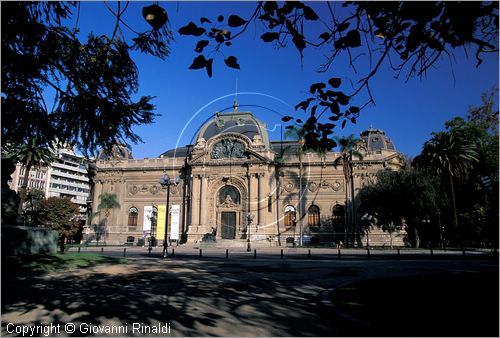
[{"left": 233, "top": 78, "right": 239, "bottom": 112}]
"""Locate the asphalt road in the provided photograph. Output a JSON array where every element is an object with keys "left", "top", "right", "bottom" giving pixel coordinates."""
[{"left": 2, "top": 247, "right": 498, "bottom": 337}]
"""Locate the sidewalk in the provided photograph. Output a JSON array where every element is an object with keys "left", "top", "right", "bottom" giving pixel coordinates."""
[
  {"left": 67, "top": 244, "right": 499, "bottom": 261},
  {"left": 3, "top": 248, "right": 498, "bottom": 336}
]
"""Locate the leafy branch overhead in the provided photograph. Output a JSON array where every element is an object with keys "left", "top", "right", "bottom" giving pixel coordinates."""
[
  {"left": 180, "top": 1, "right": 498, "bottom": 152},
  {"left": 178, "top": 13, "right": 250, "bottom": 77},
  {"left": 2, "top": 2, "right": 174, "bottom": 157}
]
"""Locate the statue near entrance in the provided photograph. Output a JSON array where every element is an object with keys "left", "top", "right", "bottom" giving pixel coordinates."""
[{"left": 222, "top": 194, "right": 236, "bottom": 207}]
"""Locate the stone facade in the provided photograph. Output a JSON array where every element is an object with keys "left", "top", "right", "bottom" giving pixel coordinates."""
[{"left": 91, "top": 110, "right": 406, "bottom": 247}]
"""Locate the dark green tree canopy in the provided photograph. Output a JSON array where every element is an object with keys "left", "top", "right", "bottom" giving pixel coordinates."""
[
  {"left": 2, "top": 2, "right": 172, "bottom": 156},
  {"left": 411, "top": 90, "right": 498, "bottom": 246},
  {"left": 40, "top": 196, "right": 81, "bottom": 238}
]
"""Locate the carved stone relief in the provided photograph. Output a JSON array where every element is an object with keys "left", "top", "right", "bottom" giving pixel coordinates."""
[
  {"left": 308, "top": 182, "right": 318, "bottom": 192},
  {"left": 127, "top": 184, "right": 173, "bottom": 196},
  {"left": 284, "top": 181, "right": 295, "bottom": 192},
  {"left": 211, "top": 139, "right": 246, "bottom": 159}
]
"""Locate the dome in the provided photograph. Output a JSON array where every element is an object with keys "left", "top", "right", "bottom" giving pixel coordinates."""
[
  {"left": 360, "top": 128, "right": 396, "bottom": 152},
  {"left": 97, "top": 143, "right": 133, "bottom": 160},
  {"left": 195, "top": 110, "right": 270, "bottom": 147}
]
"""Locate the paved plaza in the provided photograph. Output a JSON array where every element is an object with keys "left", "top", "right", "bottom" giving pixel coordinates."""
[{"left": 2, "top": 247, "right": 498, "bottom": 336}]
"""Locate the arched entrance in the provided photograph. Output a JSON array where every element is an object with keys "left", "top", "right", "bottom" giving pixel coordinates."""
[{"left": 217, "top": 185, "right": 241, "bottom": 239}]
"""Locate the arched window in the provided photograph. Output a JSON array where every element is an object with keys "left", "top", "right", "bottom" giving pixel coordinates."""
[
  {"left": 308, "top": 205, "right": 320, "bottom": 227},
  {"left": 218, "top": 185, "right": 240, "bottom": 205},
  {"left": 332, "top": 204, "right": 345, "bottom": 227},
  {"left": 284, "top": 205, "right": 296, "bottom": 227},
  {"left": 128, "top": 207, "right": 138, "bottom": 228}
]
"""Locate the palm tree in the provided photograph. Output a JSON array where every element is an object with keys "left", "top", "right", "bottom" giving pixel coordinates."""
[
  {"left": 3, "top": 137, "right": 55, "bottom": 216},
  {"left": 413, "top": 132, "right": 478, "bottom": 244},
  {"left": 83, "top": 158, "right": 97, "bottom": 226},
  {"left": 334, "top": 135, "right": 364, "bottom": 246},
  {"left": 96, "top": 192, "right": 120, "bottom": 244},
  {"left": 284, "top": 125, "right": 306, "bottom": 245},
  {"left": 97, "top": 192, "right": 120, "bottom": 219},
  {"left": 283, "top": 125, "right": 329, "bottom": 245}
]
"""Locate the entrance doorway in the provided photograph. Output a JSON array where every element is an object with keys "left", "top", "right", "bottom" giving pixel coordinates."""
[{"left": 221, "top": 212, "right": 236, "bottom": 239}]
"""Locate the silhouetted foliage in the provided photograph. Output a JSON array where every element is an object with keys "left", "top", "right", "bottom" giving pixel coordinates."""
[
  {"left": 180, "top": 1, "right": 498, "bottom": 152},
  {"left": 358, "top": 168, "right": 443, "bottom": 247},
  {"left": 413, "top": 89, "right": 498, "bottom": 247},
  {"left": 22, "top": 189, "right": 46, "bottom": 226},
  {"left": 2, "top": 137, "right": 55, "bottom": 216},
  {"left": 1, "top": 2, "right": 173, "bottom": 156}
]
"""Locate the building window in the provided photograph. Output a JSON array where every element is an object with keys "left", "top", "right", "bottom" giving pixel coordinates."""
[
  {"left": 308, "top": 205, "right": 320, "bottom": 227},
  {"left": 284, "top": 205, "right": 296, "bottom": 227},
  {"left": 128, "top": 207, "right": 138, "bottom": 229},
  {"left": 218, "top": 185, "right": 240, "bottom": 205},
  {"left": 332, "top": 204, "right": 345, "bottom": 227}
]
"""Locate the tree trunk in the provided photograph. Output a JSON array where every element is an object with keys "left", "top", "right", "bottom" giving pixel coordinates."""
[
  {"left": 414, "top": 225, "right": 420, "bottom": 248},
  {"left": 349, "top": 159, "right": 356, "bottom": 247},
  {"left": 298, "top": 156, "right": 303, "bottom": 246},
  {"left": 60, "top": 234, "right": 66, "bottom": 253},
  {"left": 449, "top": 175, "right": 460, "bottom": 245},
  {"left": 17, "top": 163, "right": 32, "bottom": 216}
]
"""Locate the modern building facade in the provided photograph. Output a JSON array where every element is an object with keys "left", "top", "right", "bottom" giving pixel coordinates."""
[
  {"left": 9, "top": 146, "right": 91, "bottom": 217},
  {"left": 92, "top": 106, "right": 407, "bottom": 247}
]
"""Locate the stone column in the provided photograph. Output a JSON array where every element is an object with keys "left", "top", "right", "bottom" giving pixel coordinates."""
[
  {"left": 190, "top": 174, "right": 200, "bottom": 226},
  {"left": 250, "top": 173, "right": 258, "bottom": 220},
  {"left": 257, "top": 173, "right": 264, "bottom": 226},
  {"left": 199, "top": 174, "right": 207, "bottom": 227},
  {"left": 246, "top": 172, "right": 252, "bottom": 219}
]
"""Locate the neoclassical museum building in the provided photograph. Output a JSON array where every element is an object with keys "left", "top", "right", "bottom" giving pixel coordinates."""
[{"left": 91, "top": 105, "right": 406, "bottom": 247}]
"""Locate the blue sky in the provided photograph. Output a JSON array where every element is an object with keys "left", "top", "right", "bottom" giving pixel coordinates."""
[{"left": 73, "top": 2, "right": 498, "bottom": 159}]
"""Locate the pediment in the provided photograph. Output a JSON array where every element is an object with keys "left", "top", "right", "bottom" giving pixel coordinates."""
[
  {"left": 188, "top": 148, "right": 271, "bottom": 165},
  {"left": 189, "top": 133, "right": 271, "bottom": 165}
]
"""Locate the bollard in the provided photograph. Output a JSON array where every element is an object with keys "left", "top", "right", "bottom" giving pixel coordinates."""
[
  {"left": 172, "top": 248, "right": 175, "bottom": 257},
  {"left": 280, "top": 249, "right": 283, "bottom": 259},
  {"left": 367, "top": 248, "right": 371, "bottom": 258},
  {"left": 462, "top": 249, "right": 466, "bottom": 256},
  {"left": 101, "top": 247, "right": 104, "bottom": 255},
  {"left": 254, "top": 249, "right": 257, "bottom": 259},
  {"left": 397, "top": 248, "right": 400, "bottom": 258},
  {"left": 199, "top": 248, "right": 202, "bottom": 258},
  {"left": 123, "top": 248, "right": 126, "bottom": 257},
  {"left": 308, "top": 249, "right": 311, "bottom": 259},
  {"left": 338, "top": 249, "right": 341, "bottom": 259},
  {"left": 430, "top": 248, "right": 434, "bottom": 257},
  {"left": 226, "top": 249, "right": 229, "bottom": 259},
  {"left": 78, "top": 247, "right": 81, "bottom": 253}
]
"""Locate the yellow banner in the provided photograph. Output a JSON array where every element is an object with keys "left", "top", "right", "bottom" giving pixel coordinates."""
[{"left": 157, "top": 204, "right": 166, "bottom": 240}]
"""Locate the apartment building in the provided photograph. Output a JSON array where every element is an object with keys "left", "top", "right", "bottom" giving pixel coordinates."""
[{"left": 9, "top": 147, "right": 91, "bottom": 216}]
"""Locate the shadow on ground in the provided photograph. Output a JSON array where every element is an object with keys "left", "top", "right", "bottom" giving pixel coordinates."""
[
  {"left": 328, "top": 271, "right": 499, "bottom": 337},
  {"left": 2, "top": 258, "right": 343, "bottom": 336},
  {"left": 2, "top": 255, "right": 498, "bottom": 337}
]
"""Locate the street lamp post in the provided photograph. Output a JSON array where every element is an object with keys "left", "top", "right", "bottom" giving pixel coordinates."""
[
  {"left": 160, "top": 174, "right": 180, "bottom": 259},
  {"left": 246, "top": 213, "right": 254, "bottom": 252},
  {"left": 148, "top": 206, "right": 157, "bottom": 256}
]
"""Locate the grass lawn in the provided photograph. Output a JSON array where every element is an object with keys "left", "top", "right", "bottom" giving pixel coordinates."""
[
  {"left": 330, "top": 271, "right": 499, "bottom": 336},
  {"left": 2, "top": 253, "right": 126, "bottom": 275}
]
